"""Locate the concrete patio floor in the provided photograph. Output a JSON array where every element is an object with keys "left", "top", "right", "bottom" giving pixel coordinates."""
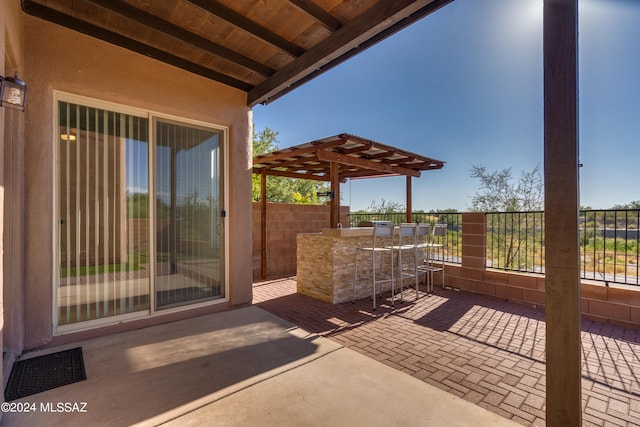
[
  {"left": 253, "top": 277, "right": 640, "bottom": 426},
  {"left": 2, "top": 302, "right": 515, "bottom": 426}
]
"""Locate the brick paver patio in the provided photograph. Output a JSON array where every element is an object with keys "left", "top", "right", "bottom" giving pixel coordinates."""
[{"left": 253, "top": 277, "right": 640, "bottom": 426}]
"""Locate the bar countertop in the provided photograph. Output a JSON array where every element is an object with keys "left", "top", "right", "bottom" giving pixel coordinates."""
[{"left": 320, "top": 227, "right": 373, "bottom": 238}]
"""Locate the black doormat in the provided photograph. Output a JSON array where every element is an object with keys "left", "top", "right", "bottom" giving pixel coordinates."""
[{"left": 4, "top": 347, "right": 86, "bottom": 401}]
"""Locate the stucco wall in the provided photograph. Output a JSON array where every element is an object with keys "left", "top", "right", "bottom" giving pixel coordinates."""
[
  {"left": 21, "top": 14, "right": 252, "bottom": 349},
  {"left": 2, "top": 0, "right": 27, "bottom": 397},
  {"left": 0, "top": 0, "right": 25, "bottom": 394}
]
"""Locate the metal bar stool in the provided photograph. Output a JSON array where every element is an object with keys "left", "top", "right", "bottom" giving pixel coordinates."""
[
  {"left": 353, "top": 221, "right": 395, "bottom": 310},
  {"left": 414, "top": 223, "right": 432, "bottom": 296},
  {"left": 417, "top": 223, "right": 447, "bottom": 292},
  {"left": 387, "top": 223, "right": 418, "bottom": 303}
]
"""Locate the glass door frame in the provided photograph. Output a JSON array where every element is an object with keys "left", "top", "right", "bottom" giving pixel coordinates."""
[{"left": 53, "top": 92, "right": 229, "bottom": 335}]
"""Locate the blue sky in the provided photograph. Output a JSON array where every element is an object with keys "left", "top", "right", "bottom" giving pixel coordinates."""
[{"left": 253, "top": 0, "right": 640, "bottom": 212}]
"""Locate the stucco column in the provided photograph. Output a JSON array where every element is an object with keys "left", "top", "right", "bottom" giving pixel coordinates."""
[{"left": 543, "top": 0, "right": 581, "bottom": 425}]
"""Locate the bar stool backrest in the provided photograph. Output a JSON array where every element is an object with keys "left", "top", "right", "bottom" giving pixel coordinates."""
[
  {"left": 432, "top": 224, "right": 447, "bottom": 248},
  {"left": 417, "top": 224, "right": 432, "bottom": 245},
  {"left": 433, "top": 224, "right": 447, "bottom": 236},
  {"left": 372, "top": 221, "right": 394, "bottom": 247},
  {"left": 398, "top": 223, "right": 417, "bottom": 245}
]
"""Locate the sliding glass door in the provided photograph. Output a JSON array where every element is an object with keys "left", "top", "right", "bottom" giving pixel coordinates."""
[
  {"left": 56, "top": 98, "right": 225, "bottom": 327},
  {"left": 154, "top": 120, "right": 224, "bottom": 309}
]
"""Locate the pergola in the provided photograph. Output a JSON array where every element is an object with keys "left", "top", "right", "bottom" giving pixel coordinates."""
[
  {"left": 253, "top": 133, "right": 444, "bottom": 281},
  {"left": 253, "top": 132, "right": 445, "bottom": 225}
]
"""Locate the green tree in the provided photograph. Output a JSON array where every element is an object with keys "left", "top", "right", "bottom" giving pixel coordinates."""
[
  {"left": 612, "top": 200, "right": 640, "bottom": 210},
  {"left": 365, "top": 198, "right": 404, "bottom": 213},
  {"left": 470, "top": 164, "right": 544, "bottom": 270},
  {"left": 609, "top": 200, "right": 640, "bottom": 230},
  {"left": 469, "top": 164, "right": 543, "bottom": 212},
  {"left": 252, "top": 128, "right": 329, "bottom": 204}
]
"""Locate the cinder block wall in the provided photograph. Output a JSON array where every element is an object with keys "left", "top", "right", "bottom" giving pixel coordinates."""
[
  {"left": 252, "top": 203, "right": 349, "bottom": 280},
  {"left": 444, "top": 212, "right": 640, "bottom": 329}
]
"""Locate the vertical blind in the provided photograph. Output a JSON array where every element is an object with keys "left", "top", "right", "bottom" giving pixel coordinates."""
[
  {"left": 57, "top": 101, "right": 150, "bottom": 325},
  {"left": 57, "top": 101, "right": 225, "bottom": 326}
]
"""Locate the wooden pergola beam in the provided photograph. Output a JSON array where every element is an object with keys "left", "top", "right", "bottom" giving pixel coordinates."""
[
  {"left": 316, "top": 149, "right": 421, "bottom": 178},
  {"left": 253, "top": 138, "right": 347, "bottom": 165},
  {"left": 252, "top": 168, "right": 343, "bottom": 182}
]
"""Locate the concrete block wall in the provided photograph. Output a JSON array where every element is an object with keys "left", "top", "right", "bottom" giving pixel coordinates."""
[{"left": 252, "top": 203, "right": 349, "bottom": 280}]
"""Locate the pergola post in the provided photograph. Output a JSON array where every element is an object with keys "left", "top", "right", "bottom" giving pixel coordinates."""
[
  {"left": 261, "top": 170, "right": 268, "bottom": 280},
  {"left": 544, "top": 1, "right": 581, "bottom": 425},
  {"left": 330, "top": 161, "right": 340, "bottom": 227},
  {"left": 406, "top": 176, "right": 412, "bottom": 223}
]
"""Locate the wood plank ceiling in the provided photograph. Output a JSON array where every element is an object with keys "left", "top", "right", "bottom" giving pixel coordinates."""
[{"left": 22, "top": 0, "right": 453, "bottom": 106}]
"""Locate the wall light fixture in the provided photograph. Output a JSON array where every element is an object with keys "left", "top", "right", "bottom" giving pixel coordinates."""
[{"left": 1, "top": 74, "right": 28, "bottom": 111}]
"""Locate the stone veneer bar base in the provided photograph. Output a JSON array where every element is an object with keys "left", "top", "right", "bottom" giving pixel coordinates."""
[{"left": 297, "top": 229, "right": 398, "bottom": 304}]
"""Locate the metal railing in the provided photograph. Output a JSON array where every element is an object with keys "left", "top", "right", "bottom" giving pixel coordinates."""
[
  {"left": 486, "top": 209, "right": 640, "bottom": 285},
  {"left": 347, "top": 212, "right": 462, "bottom": 263},
  {"left": 486, "top": 211, "right": 545, "bottom": 273},
  {"left": 580, "top": 209, "right": 640, "bottom": 285}
]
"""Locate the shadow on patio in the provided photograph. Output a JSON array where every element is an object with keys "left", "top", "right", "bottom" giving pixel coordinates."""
[
  {"left": 2, "top": 307, "right": 323, "bottom": 426},
  {"left": 253, "top": 277, "right": 640, "bottom": 426}
]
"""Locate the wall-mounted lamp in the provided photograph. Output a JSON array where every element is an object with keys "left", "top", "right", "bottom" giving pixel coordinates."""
[
  {"left": 317, "top": 191, "right": 334, "bottom": 200},
  {"left": 0, "top": 74, "right": 28, "bottom": 111}
]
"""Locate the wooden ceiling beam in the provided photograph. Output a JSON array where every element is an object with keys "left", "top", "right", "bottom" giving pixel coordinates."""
[
  {"left": 22, "top": 1, "right": 253, "bottom": 91},
  {"left": 85, "top": 0, "right": 274, "bottom": 77},
  {"left": 248, "top": 0, "right": 453, "bottom": 106},
  {"left": 185, "top": 0, "right": 304, "bottom": 57},
  {"left": 287, "top": 0, "right": 342, "bottom": 32}
]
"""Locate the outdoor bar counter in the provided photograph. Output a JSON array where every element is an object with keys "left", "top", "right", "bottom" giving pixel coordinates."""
[{"left": 297, "top": 227, "right": 396, "bottom": 304}]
